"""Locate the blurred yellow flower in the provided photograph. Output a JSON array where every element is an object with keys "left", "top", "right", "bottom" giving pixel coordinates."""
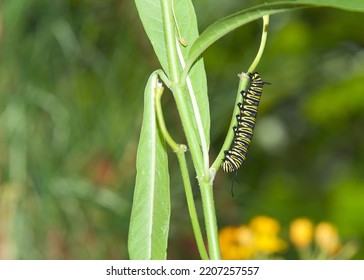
[
  {"left": 219, "top": 225, "right": 254, "bottom": 260},
  {"left": 220, "top": 217, "right": 354, "bottom": 260},
  {"left": 289, "top": 218, "right": 314, "bottom": 248},
  {"left": 250, "top": 216, "right": 287, "bottom": 254},
  {"left": 315, "top": 222, "right": 340, "bottom": 255},
  {"left": 219, "top": 216, "right": 286, "bottom": 260},
  {"left": 250, "top": 216, "right": 280, "bottom": 235}
]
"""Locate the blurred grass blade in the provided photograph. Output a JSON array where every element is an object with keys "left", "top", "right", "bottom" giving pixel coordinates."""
[
  {"left": 187, "top": 0, "right": 364, "bottom": 68},
  {"left": 128, "top": 72, "right": 170, "bottom": 260}
]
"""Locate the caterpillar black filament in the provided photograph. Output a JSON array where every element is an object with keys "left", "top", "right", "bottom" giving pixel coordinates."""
[{"left": 222, "top": 72, "right": 268, "bottom": 173}]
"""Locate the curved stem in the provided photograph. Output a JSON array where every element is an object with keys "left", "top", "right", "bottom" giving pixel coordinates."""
[
  {"left": 210, "top": 15, "right": 270, "bottom": 174},
  {"left": 154, "top": 84, "right": 180, "bottom": 152},
  {"left": 210, "top": 73, "right": 250, "bottom": 173},
  {"left": 155, "top": 69, "right": 172, "bottom": 89},
  {"left": 155, "top": 82, "right": 208, "bottom": 259},
  {"left": 248, "top": 15, "right": 269, "bottom": 73}
]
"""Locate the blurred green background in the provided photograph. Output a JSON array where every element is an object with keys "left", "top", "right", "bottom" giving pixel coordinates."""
[{"left": 1, "top": 0, "right": 364, "bottom": 259}]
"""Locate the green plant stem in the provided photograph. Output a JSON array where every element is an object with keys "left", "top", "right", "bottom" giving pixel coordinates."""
[
  {"left": 176, "top": 41, "right": 210, "bottom": 176},
  {"left": 210, "top": 74, "right": 250, "bottom": 174},
  {"left": 156, "top": 69, "right": 172, "bottom": 89},
  {"left": 200, "top": 179, "right": 221, "bottom": 259},
  {"left": 210, "top": 16, "right": 269, "bottom": 174},
  {"left": 154, "top": 81, "right": 209, "bottom": 260},
  {"left": 248, "top": 15, "right": 269, "bottom": 73},
  {"left": 161, "top": 0, "right": 220, "bottom": 259},
  {"left": 176, "top": 152, "right": 209, "bottom": 260},
  {"left": 154, "top": 83, "right": 180, "bottom": 152},
  {"left": 161, "top": 0, "right": 204, "bottom": 177},
  {"left": 298, "top": 247, "right": 313, "bottom": 260}
]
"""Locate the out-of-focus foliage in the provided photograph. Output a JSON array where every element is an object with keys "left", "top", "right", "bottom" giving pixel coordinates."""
[
  {"left": 0, "top": 0, "right": 364, "bottom": 259},
  {"left": 0, "top": 0, "right": 148, "bottom": 259}
]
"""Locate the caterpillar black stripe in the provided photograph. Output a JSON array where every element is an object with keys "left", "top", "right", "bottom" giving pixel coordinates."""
[{"left": 222, "top": 72, "right": 268, "bottom": 173}]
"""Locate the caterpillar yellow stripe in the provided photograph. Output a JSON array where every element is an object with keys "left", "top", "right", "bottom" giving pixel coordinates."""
[{"left": 222, "top": 72, "right": 269, "bottom": 173}]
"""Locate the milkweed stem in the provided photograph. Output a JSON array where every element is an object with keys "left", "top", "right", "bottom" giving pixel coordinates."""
[
  {"left": 248, "top": 15, "right": 269, "bottom": 73},
  {"left": 154, "top": 80, "right": 209, "bottom": 260},
  {"left": 154, "top": 83, "right": 180, "bottom": 152},
  {"left": 210, "top": 15, "right": 269, "bottom": 174}
]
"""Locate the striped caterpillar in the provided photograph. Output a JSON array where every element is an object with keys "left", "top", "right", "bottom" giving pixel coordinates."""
[{"left": 222, "top": 72, "right": 268, "bottom": 173}]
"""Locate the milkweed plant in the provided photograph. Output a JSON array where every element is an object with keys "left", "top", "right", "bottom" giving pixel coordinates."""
[{"left": 128, "top": 0, "right": 364, "bottom": 260}]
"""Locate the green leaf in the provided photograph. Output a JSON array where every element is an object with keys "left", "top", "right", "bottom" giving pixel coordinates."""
[
  {"left": 174, "top": 0, "right": 210, "bottom": 148},
  {"left": 296, "top": 0, "right": 364, "bottom": 10},
  {"left": 134, "top": 0, "right": 169, "bottom": 75},
  {"left": 187, "top": 0, "right": 364, "bottom": 68},
  {"left": 135, "top": 0, "right": 210, "bottom": 150},
  {"left": 128, "top": 72, "right": 170, "bottom": 260}
]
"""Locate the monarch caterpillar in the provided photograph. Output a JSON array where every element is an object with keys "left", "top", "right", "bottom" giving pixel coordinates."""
[{"left": 222, "top": 72, "right": 268, "bottom": 173}]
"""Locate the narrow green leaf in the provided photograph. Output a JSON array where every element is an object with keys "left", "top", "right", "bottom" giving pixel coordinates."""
[
  {"left": 128, "top": 72, "right": 170, "bottom": 260},
  {"left": 187, "top": 0, "right": 364, "bottom": 69}
]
